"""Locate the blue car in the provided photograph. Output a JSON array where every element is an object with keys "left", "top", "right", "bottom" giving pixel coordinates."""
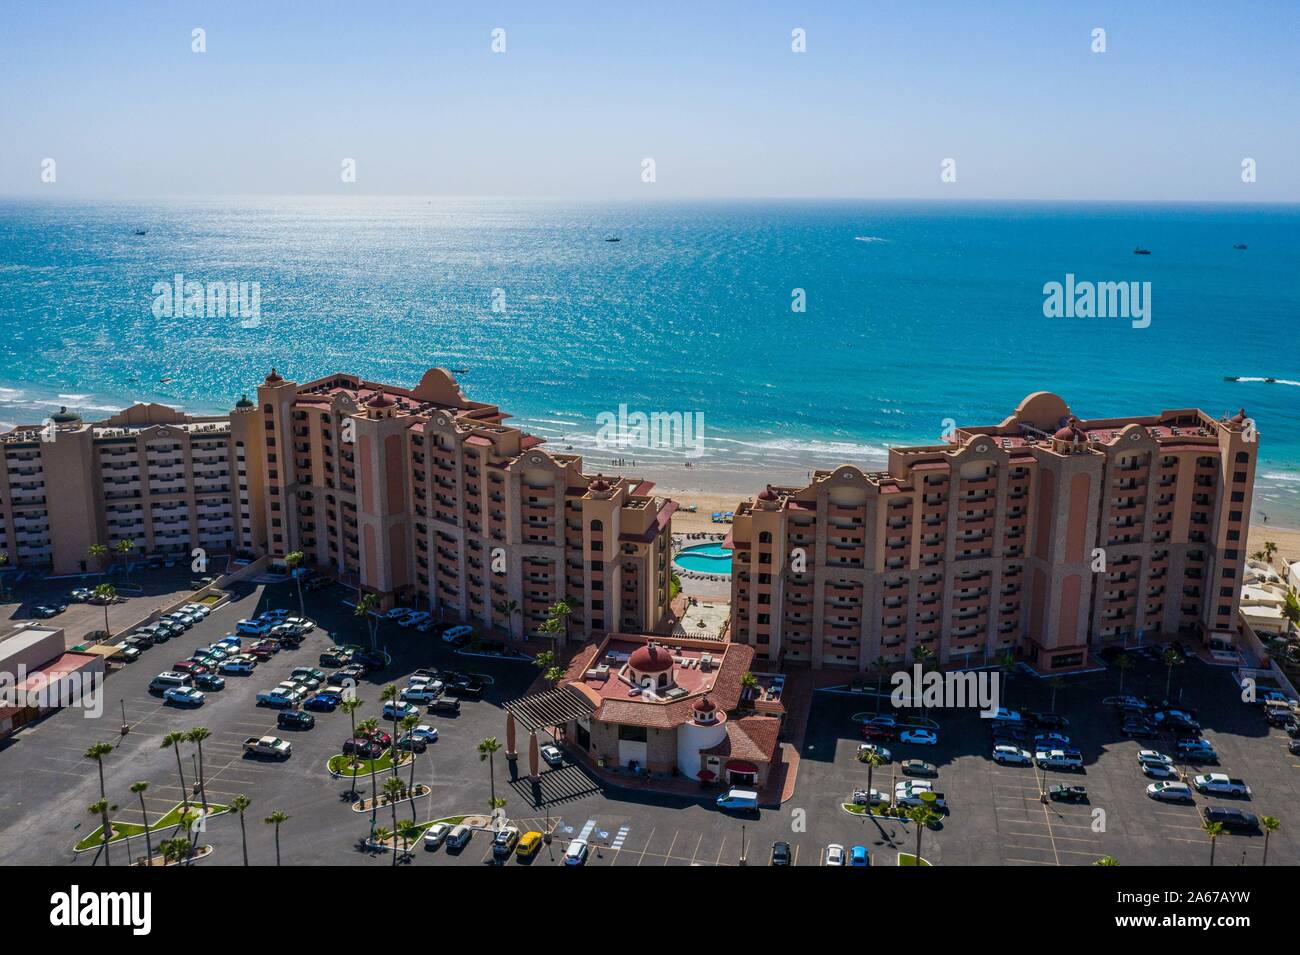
[
  {"left": 303, "top": 692, "right": 341, "bottom": 712},
  {"left": 850, "top": 845, "right": 869, "bottom": 867},
  {"left": 193, "top": 673, "right": 226, "bottom": 691}
]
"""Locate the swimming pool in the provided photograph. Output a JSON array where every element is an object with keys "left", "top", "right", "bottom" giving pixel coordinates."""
[{"left": 674, "top": 542, "right": 733, "bottom": 575}]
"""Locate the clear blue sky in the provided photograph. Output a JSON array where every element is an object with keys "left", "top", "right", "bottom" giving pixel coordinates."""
[{"left": 1, "top": 0, "right": 1296, "bottom": 200}]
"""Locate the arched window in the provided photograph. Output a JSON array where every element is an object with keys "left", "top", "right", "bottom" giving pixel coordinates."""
[
  {"left": 1235, "top": 452, "right": 1249, "bottom": 463},
  {"left": 759, "top": 531, "right": 773, "bottom": 544},
  {"left": 590, "top": 519, "right": 603, "bottom": 533}
]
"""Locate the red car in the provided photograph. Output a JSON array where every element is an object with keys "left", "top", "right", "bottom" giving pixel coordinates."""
[
  {"left": 360, "top": 728, "right": 392, "bottom": 747},
  {"left": 172, "top": 661, "right": 210, "bottom": 675},
  {"left": 248, "top": 640, "right": 279, "bottom": 661},
  {"left": 861, "top": 723, "right": 895, "bottom": 740},
  {"left": 342, "top": 738, "right": 384, "bottom": 759}
]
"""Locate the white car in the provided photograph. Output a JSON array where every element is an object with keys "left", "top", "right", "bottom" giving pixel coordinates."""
[
  {"left": 825, "top": 844, "right": 846, "bottom": 866},
  {"left": 408, "top": 725, "right": 439, "bottom": 742},
  {"left": 852, "top": 788, "right": 888, "bottom": 806},
  {"left": 182, "top": 603, "right": 211, "bottom": 617},
  {"left": 992, "top": 744, "right": 1032, "bottom": 765},
  {"left": 857, "top": 743, "right": 891, "bottom": 762},
  {"left": 385, "top": 607, "right": 413, "bottom": 620},
  {"left": 896, "top": 779, "right": 932, "bottom": 792},
  {"left": 1035, "top": 749, "right": 1084, "bottom": 770},
  {"left": 1147, "top": 782, "right": 1194, "bottom": 803},
  {"left": 900, "top": 729, "right": 938, "bottom": 745},
  {"left": 564, "top": 839, "right": 589, "bottom": 865},
  {"left": 1137, "top": 750, "right": 1173, "bottom": 766},
  {"left": 285, "top": 616, "right": 315, "bottom": 632},
  {"left": 1192, "top": 774, "right": 1251, "bottom": 797},
  {"left": 989, "top": 708, "right": 1021, "bottom": 723},
  {"left": 399, "top": 611, "right": 431, "bottom": 628},
  {"left": 540, "top": 744, "right": 563, "bottom": 767},
  {"left": 1142, "top": 761, "right": 1178, "bottom": 780},
  {"left": 423, "top": 822, "right": 451, "bottom": 848},
  {"left": 400, "top": 684, "right": 443, "bottom": 704},
  {"left": 442, "top": 624, "right": 474, "bottom": 642},
  {"left": 383, "top": 701, "right": 420, "bottom": 721}
]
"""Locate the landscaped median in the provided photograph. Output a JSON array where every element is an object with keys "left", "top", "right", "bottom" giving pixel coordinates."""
[
  {"left": 363, "top": 814, "right": 470, "bottom": 853},
  {"left": 74, "top": 802, "right": 230, "bottom": 852},
  {"left": 326, "top": 750, "right": 414, "bottom": 778}
]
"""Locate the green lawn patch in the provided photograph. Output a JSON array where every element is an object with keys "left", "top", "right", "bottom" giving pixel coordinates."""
[
  {"left": 328, "top": 751, "right": 412, "bottom": 777},
  {"left": 898, "top": 853, "right": 932, "bottom": 866},
  {"left": 75, "top": 802, "right": 229, "bottom": 851}
]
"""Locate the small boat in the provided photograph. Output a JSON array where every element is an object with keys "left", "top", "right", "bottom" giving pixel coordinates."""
[
  {"left": 1133, "top": 246, "right": 1151, "bottom": 255},
  {"left": 1223, "top": 376, "right": 1240, "bottom": 382},
  {"left": 449, "top": 368, "right": 468, "bottom": 374},
  {"left": 604, "top": 237, "right": 621, "bottom": 243},
  {"left": 1265, "top": 377, "right": 1277, "bottom": 383},
  {"left": 134, "top": 229, "right": 147, "bottom": 236},
  {"left": 1233, "top": 243, "right": 1247, "bottom": 250}
]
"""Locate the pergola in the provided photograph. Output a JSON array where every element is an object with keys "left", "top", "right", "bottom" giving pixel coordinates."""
[{"left": 503, "top": 685, "right": 596, "bottom": 780}]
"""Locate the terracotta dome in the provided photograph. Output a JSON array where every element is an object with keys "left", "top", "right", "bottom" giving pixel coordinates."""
[
  {"left": 366, "top": 391, "right": 395, "bottom": 408},
  {"left": 693, "top": 695, "right": 717, "bottom": 714},
  {"left": 50, "top": 406, "right": 81, "bottom": 425},
  {"left": 628, "top": 644, "right": 674, "bottom": 673},
  {"left": 264, "top": 367, "right": 283, "bottom": 383},
  {"left": 1054, "top": 416, "right": 1087, "bottom": 442},
  {"left": 757, "top": 485, "right": 778, "bottom": 502},
  {"left": 234, "top": 394, "right": 254, "bottom": 409},
  {"left": 1229, "top": 408, "right": 1248, "bottom": 425}
]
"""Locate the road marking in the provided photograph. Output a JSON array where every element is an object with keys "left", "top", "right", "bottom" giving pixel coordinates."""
[
  {"left": 636, "top": 826, "right": 656, "bottom": 866},
  {"left": 610, "top": 825, "right": 629, "bottom": 851},
  {"left": 661, "top": 830, "right": 679, "bottom": 865},
  {"left": 575, "top": 818, "right": 597, "bottom": 842}
]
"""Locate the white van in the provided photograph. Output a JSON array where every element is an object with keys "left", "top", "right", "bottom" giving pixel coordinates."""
[
  {"left": 715, "top": 788, "right": 759, "bottom": 811},
  {"left": 446, "top": 824, "right": 472, "bottom": 848},
  {"left": 149, "top": 671, "right": 193, "bottom": 694}
]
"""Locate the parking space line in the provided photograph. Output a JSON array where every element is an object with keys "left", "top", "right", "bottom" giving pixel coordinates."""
[{"left": 660, "top": 830, "right": 679, "bottom": 866}]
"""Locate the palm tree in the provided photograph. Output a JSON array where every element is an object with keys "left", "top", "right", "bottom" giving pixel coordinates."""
[
  {"left": 858, "top": 749, "right": 886, "bottom": 804},
  {"left": 186, "top": 727, "right": 212, "bottom": 813},
  {"left": 232, "top": 794, "right": 251, "bottom": 865},
  {"left": 340, "top": 697, "right": 363, "bottom": 799},
  {"left": 88, "top": 799, "right": 112, "bottom": 866},
  {"left": 478, "top": 737, "right": 502, "bottom": 819},
  {"left": 354, "top": 592, "right": 381, "bottom": 650},
  {"left": 114, "top": 538, "right": 135, "bottom": 583},
  {"left": 383, "top": 776, "right": 404, "bottom": 864},
  {"left": 380, "top": 684, "right": 402, "bottom": 777},
  {"left": 264, "top": 810, "right": 289, "bottom": 865},
  {"left": 905, "top": 802, "right": 942, "bottom": 864},
  {"left": 357, "top": 717, "right": 382, "bottom": 820},
  {"left": 373, "top": 825, "right": 393, "bottom": 856},
  {"left": 495, "top": 599, "right": 521, "bottom": 643},
  {"left": 284, "top": 550, "right": 306, "bottom": 618},
  {"left": 998, "top": 650, "right": 1017, "bottom": 707},
  {"left": 398, "top": 819, "right": 418, "bottom": 861},
  {"left": 161, "top": 731, "right": 190, "bottom": 809},
  {"left": 89, "top": 543, "right": 109, "bottom": 580},
  {"left": 545, "top": 600, "right": 571, "bottom": 650},
  {"left": 1264, "top": 540, "right": 1278, "bottom": 565},
  {"left": 1203, "top": 820, "right": 1223, "bottom": 865},
  {"left": 91, "top": 583, "right": 117, "bottom": 636},
  {"left": 1163, "top": 647, "right": 1185, "bottom": 698},
  {"left": 1048, "top": 677, "right": 1065, "bottom": 713},
  {"left": 84, "top": 741, "right": 114, "bottom": 800},
  {"left": 870, "top": 656, "right": 890, "bottom": 713},
  {"left": 1115, "top": 653, "right": 1133, "bottom": 694},
  {"left": 1260, "top": 816, "right": 1281, "bottom": 866},
  {"left": 130, "top": 781, "right": 153, "bottom": 865},
  {"left": 400, "top": 713, "right": 420, "bottom": 814},
  {"left": 1094, "top": 855, "right": 1120, "bottom": 866}
]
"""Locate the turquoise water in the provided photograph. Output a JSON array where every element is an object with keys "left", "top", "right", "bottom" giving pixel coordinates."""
[
  {"left": 1, "top": 197, "right": 1298, "bottom": 521},
  {"left": 675, "top": 543, "right": 734, "bottom": 575}
]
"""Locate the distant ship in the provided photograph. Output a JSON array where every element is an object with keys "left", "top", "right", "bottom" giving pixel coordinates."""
[
  {"left": 1133, "top": 246, "right": 1151, "bottom": 255},
  {"left": 1233, "top": 243, "right": 1248, "bottom": 250},
  {"left": 449, "top": 368, "right": 468, "bottom": 375},
  {"left": 605, "top": 237, "right": 621, "bottom": 242},
  {"left": 134, "top": 229, "right": 147, "bottom": 235},
  {"left": 1224, "top": 376, "right": 1239, "bottom": 381}
]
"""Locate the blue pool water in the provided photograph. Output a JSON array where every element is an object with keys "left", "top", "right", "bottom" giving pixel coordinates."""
[{"left": 674, "top": 543, "right": 734, "bottom": 575}]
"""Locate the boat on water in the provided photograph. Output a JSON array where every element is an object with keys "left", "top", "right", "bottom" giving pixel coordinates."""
[
  {"left": 449, "top": 368, "right": 468, "bottom": 374},
  {"left": 1133, "top": 246, "right": 1151, "bottom": 255},
  {"left": 1265, "top": 377, "right": 1277, "bottom": 383},
  {"left": 1233, "top": 243, "right": 1248, "bottom": 250},
  {"left": 134, "top": 229, "right": 147, "bottom": 235},
  {"left": 605, "top": 237, "right": 620, "bottom": 242},
  {"left": 1224, "top": 376, "right": 1240, "bottom": 381}
]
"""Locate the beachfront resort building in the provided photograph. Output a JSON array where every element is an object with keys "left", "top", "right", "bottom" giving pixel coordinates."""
[
  {"left": 726, "top": 392, "right": 1259, "bottom": 673},
  {"left": 0, "top": 403, "right": 261, "bottom": 572},
  {"left": 0, "top": 369, "right": 676, "bottom": 644}
]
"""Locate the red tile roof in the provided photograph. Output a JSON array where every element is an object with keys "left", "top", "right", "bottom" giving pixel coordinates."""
[{"left": 701, "top": 716, "right": 781, "bottom": 763}]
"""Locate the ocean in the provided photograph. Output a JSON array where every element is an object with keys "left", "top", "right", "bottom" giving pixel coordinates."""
[{"left": 1, "top": 196, "right": 1298, "bottom": 522}]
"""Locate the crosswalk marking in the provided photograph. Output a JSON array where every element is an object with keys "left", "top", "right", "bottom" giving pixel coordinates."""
[
  {"left": 575, "top": 818, "right": 597, "bottom": 842},
  {"left": 610, "top": 825, "right": 630, "bottom": 851}
]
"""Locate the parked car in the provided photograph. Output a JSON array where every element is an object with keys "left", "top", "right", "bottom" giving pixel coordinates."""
[
  {"left": 1027, "top": 711, "right": 1070, "bottom": 730},
  {"left": 860, "top": 723, "right": 895, "bottom": 740},
  {"left": 896, "top": 788, "right": 946, "bottom": 809},
  {"left": 825, "top": 844, "right": 845, "bottom": 866},
  {"left": 442, "top": 624, "right": 474, "bottom": 643},
  {"left": 408, "top": 725, "right": 439, "bottom": 742},
  {"left": 192, "top": 673, "right": 225, "bottom": 691},
  {"left": 770, "top": 841, "right": 792, "bottom": 866},
  {"left": 236, "top": 619, "right": 270, "bottom": 636},
  {"left": 109, "top": 644, "right": 141, "bottom": 663},
  {"left": 1033, "top": 733, "right": 1072, "bottom": 749},
  {"left": 446, "top": 824, "right": 473, "bottom": 849},
  {"left": 1048, "top": 784, "right": 1088, "bottom": 802},
  {"left": 342, "top": 738, "right": 384, "bottom": 759},
  {"left": 32, "top": 604, "right": 67, "bottom": 618},
  {"left": 491, "top": 827, "right": 520, "bottom": 860},
  {"left": 992, "top": 744, "right": 1032, "bottom": 766},
  {"left": 901, "top": 759, "right": 937, "bottom": 776},
  {"left": 849, "top": 845, "right": 869, "bottom": 867},
  {"left": 400, "top": 684, "right": 443, "bottom": 704},
  {"left": 383, "top": 701, "right": 420, "bottom": 721},
  {"left": 1034, "top": 749, "right": 1084, "bottom": 771},
  {"left": 857, "top": 743, "right": 891, "bottom": 762},
  {"left": 1147, "top": 781, "right": 1194, "bottom": 803},
  {"left": 399, "top": 611, "right": 431, "bottom": 629},
  {"left": 1192, "top": 774, "right": 1251, "bottom": 797},
  {"left": 1202, "top": 807, "right": 1259, "bottom": 832},
  {"left": 164, "top": 686, "right": 205, "bottom": 707},
  {"left": 278, "top": 710, "right": 315, "bottom": 730},
  {"left": 360, "top": 728, "right": 391, "bottom": 747},
  {"left": 563, "top": 839, "right": 588, "bottom": 865},
  {"left": 243, "top": 735, "right": 292, "bottom": 758},
  {"left": 899, "top": 729, "right": 938, "bottom": 745},
  {"left": 540, "top": 744, "right": 563, "bottom": 767},
  {"left": 304, "top": 691, "right": 342, "bottom": 712},
  {"left": 430, "top": 698, "right": 461, "bottom": 716},
  {"left": 423, "top": 822, "right": 451, "bottom": 849},
  {"left": 219, "top": 658, "right": 256, "bottom": 675},
  {"left": 256, "top": 690, "right": 297, "bottom": 708}
]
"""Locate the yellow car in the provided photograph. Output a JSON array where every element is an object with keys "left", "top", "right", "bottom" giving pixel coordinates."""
[{"left": 516, "top": 831, "right": 543, "bottom": 858}]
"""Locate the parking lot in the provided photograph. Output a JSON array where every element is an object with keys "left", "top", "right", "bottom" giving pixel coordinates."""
[{"left": 1, "top": 574, "right": 1297, "bottom": 867}]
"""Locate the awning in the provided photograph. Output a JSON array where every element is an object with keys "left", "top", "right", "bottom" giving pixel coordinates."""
[
  {"left": 726, "top": 760, "right": 758, "bottom": 774},
  {"left": 504, "top": 685, "right": 598, "bottom": 733}
]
